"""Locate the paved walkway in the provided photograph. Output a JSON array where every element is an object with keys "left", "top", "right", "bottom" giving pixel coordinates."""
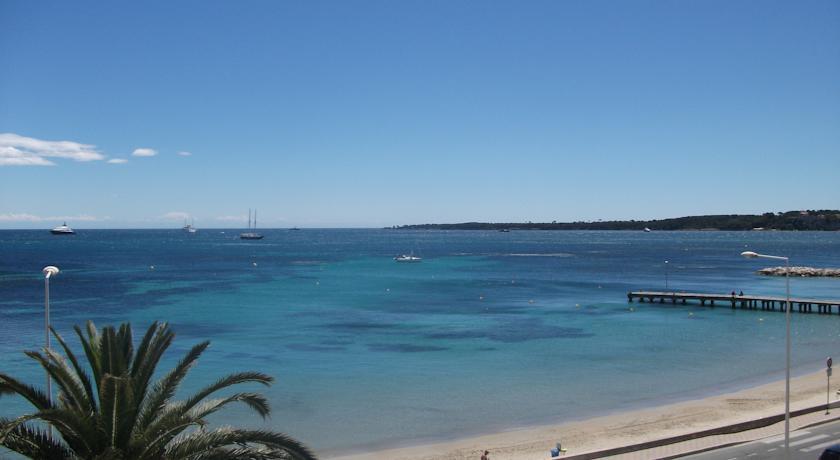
[{"left": 594, "top": 409, "right": 840, "bottom": 459}]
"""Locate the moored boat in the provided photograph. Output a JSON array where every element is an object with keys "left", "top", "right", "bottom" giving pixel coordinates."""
[
  {"left": 240, "top": 209, "right": 264, "bottom": 240},
  {"left": 50, "top": 222, "right": 75, "bottom": 235}
]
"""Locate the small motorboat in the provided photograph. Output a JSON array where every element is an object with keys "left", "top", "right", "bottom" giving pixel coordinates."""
[{"left": 394, "top": 254, "right": 422, "bottom": 262}]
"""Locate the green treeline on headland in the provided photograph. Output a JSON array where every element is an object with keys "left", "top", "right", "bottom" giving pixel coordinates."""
[{"left": 392, "top": 210, "right": 840, "bottom": 231}]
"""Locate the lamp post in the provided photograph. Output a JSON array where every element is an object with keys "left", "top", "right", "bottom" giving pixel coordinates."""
[
  {"left": 665, "top": 260, "right": 670, "bottom": 291},
  {"left": 42, "top": 266, "right": 59, "bottom": 407},
  {"left": 741, "top": 251, "right": 790, "bottom": 453}
]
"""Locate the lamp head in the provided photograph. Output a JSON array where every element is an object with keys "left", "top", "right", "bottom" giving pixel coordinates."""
[
  {"left": 741, "top": 251, "right": 759, "bottom": 259},
  {"left": 42, "top": 266, "right": 60, "bottom": 278}
]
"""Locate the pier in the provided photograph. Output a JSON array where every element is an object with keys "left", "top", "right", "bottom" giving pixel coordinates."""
[{"left": 628, "top": 291, "right": 840, "bottom": 314}]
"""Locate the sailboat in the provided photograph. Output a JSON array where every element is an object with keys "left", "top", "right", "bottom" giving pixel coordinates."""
[
  {"left": 240, "top": 209, "right": 264, "bottom": 240},
  {"left": 182, "top": 218, "right": 197, "bottom": 233}
]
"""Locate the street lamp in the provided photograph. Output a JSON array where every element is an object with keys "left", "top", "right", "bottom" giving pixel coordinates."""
[
  {"left": 42, "top": 266, "right": 59, "bottom": 406},
  {"left": 741, "top": 251, "right": 791, "bottom": 452}
]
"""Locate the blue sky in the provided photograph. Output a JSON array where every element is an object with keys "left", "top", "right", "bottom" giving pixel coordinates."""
[{"left": 1, "top": 1, "right": 838, "bottom": 228}]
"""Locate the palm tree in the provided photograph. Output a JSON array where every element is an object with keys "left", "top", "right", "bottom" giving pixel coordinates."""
[{"left": 0, "top": 321, "right": 316, "bottom": 459}]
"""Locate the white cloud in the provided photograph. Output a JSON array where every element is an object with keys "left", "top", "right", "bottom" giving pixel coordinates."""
[
  {"left": 0, "top": 147, "right": 56, "bottom": 166},
  {"left": 0, "top": 213, "right": 105, "bottom": 222},
  {"left": 107, "top": 158, "right": 128, "bottom": 164},
  {"left": 132, "top": 148, "right": 157, "bottom": 157},
  {"left": 161, "top": 211, "right": 191, "bottom": 221},
  {"left": 177, "top": 151, "right": 192, "bottom": 157},
  {"left": 0, "top": 133, "right": 105, "bottom": 166}
]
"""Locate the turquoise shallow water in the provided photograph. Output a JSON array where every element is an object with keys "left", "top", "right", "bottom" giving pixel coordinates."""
[{"left": 2, "top": 229, "right": 840, "bottom": 454}]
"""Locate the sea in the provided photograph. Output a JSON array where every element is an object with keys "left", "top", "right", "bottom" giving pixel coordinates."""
[{"left": 2, "top": 229, "right": 840, "bottom": 455}]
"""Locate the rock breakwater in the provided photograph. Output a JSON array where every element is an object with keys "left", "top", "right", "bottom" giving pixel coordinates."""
[{"left": 758, "top": 266, "right": 840, "bottom": 277}]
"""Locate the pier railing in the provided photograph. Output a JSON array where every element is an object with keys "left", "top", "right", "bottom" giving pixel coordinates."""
[{"left": 628, "top": 291, "right": 840, "bottom": 314}]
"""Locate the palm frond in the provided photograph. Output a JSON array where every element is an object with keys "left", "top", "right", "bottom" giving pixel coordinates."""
[
  {"left": 25, "top": 349, "right": 90, "bottom": 414},
  {"left": 0, "top": 372, "right": 52, "bottom": 410},
  {"left": 51, "top": 326, "right": 97, "bottom": 413},
  {"left": 75, "top": 322, "right": 103, "bottom": 394},
  {"left": 35, "top": 408, "right": 100, "bottom": 456},
  {"left": 0, "top": 417, "right": 74, "bottom": 459},
  {"left": 98, "top": 374, "right": 137, "bottom": 450},
  {"left": 165, "top": 427, "right": 317, "bottom": 460},
  {"left": 135, "top": 341, "right": 209, "bottom": 434},
  {"left": 133, "top": 416, "right": 199, "bottom": 460},
  {"left": 180, "top": 372, "right": 273, "bottom": 415},
  {"left": 187, "top": 393, "right": 270, "bottom": 421}
]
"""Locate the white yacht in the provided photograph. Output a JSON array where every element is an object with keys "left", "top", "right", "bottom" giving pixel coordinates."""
[
  {"left": 51, "top": 222, "right": 75, "bottom": 235},
  {"left": 394, "top": 253, "right": 422, "bottom": 262}
]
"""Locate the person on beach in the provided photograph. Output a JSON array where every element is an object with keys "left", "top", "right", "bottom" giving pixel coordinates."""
[
  {"left": 739, "top": 290, "right": 744, "bottom": 296},
  {"left": 481, "top": 450, "right": 490, "bottom": 460}
]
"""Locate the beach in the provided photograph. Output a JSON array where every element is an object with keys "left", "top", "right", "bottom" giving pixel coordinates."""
[{"left": 328, "top": 369, "right": 837, "bottom": 460}]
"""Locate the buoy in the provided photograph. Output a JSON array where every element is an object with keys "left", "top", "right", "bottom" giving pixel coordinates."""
[
  {"left": 252, "top": 262, "right": 257, "bottom": 266},
  {"left": 149, "top": 265, "right": 155, "bottom": 270},
  {"left": 479, "top": 295, "right": 484, "bottom": 300}
]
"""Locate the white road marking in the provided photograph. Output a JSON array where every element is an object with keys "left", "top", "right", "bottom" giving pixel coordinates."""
[
  {"left": 746, "top": 453, "right": 757, "bottom": 457},
  {"left": 760, "top": 430, "right": 811, "bottom": 444},
  {"left": 788, "top": 434, "right": 829, "bottom": 447},
  {"left": 801, "top": 439, "right": 840, "bottom": 453},
  {"left": 766, "top": 448, "right": 777, "bottom": 452}
]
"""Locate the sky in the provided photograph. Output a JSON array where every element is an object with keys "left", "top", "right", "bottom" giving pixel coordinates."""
[{"left": 1, "top": 1, "right": 839, "bottom": 228}]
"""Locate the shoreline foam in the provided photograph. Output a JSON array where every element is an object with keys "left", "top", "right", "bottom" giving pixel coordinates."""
[{"left": 326, "top": 369, "right": 836, "bottom": 460}]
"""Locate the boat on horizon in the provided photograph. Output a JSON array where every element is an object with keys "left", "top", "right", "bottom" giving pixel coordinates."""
[
  {"left": 50, "top": 222, "right": 75, "bottom": 235},
  {"left": 182, "top": 218, "right": 197, "bottom": 233},
  {"left": 240, "top": 209, "right": 264, "bottom": 240},
  {"left": 644, "top": 227, "right": 652, "bottom": 232}
]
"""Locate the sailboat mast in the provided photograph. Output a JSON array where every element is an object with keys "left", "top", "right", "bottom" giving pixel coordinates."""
[
  {"left": 248, "top": 209, "right": 252, "bottom": 230},
  {"left": 254, "top": 209, "right": 257, "bottom": 230}
]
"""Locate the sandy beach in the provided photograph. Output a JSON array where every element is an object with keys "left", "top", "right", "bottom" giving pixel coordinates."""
[{"left": 328, "top": 369, "right": 837, "bottom": 460}]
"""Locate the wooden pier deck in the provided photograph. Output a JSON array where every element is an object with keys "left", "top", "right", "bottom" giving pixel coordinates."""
[{"left": 628, "top": 291, "right": 840, "bottom": 314}]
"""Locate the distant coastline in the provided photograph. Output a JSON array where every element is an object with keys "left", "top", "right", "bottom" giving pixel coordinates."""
[{"left": 392, "top": 210, "right": 840, "bottom": 231}]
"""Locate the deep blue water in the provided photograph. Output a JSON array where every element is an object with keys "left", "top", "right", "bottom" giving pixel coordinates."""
[{"left": 2, "top": 229, "right": 840, "bottom": 454}]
